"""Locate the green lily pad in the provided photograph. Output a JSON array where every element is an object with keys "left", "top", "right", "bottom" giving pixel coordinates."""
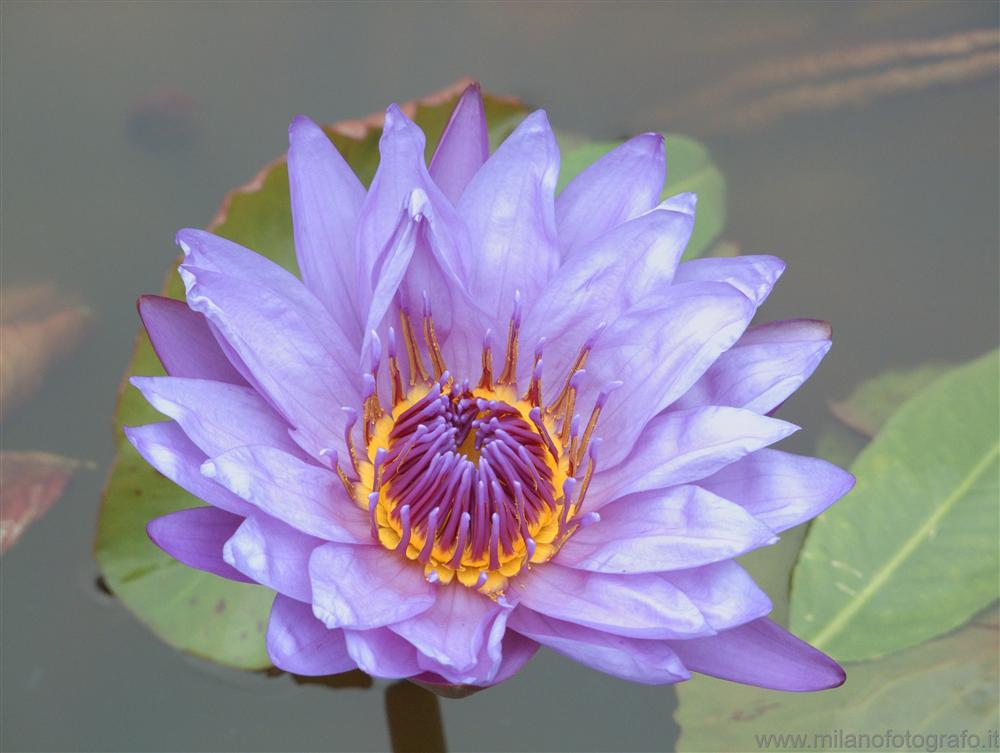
[
  {"left": 676, "top": 606, "right": 999, "bottom": 752},
  {"left": 830, "top": 362, "right": 955, "bottom": 438},
  {"left": 96, "top": 85, "right": 729, "bottom": 669},
  {"left": 556, "top": 134, "right": 726, "bottom": 259},
  {"left": 790, "top": 350, "right": 1000, "bottom": 662}
]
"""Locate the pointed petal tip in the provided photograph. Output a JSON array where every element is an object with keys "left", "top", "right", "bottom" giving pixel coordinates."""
[
  {"left": 174, "top": 227, "right": 204, "bottom": 254},
  {"left": 288, "top": 113, "right": 322, "bottom": 141},
  {"left": 383, "top": 103, "right": 407, "bottom": 129},
  {"left": 635, "top": 131, "right": 666, "bottom": 154},
  {"left": 145, "top": 513, "right": 172, "bottom": 551},
  {"left": 460, "top": 80, "right": 483, "bottom": 99},
  {"left": 660, "top": 191, "right": 699, "bottom": 215}
]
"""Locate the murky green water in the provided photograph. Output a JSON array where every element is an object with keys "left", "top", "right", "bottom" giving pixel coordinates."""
[{"left": 2, "top": 2, "right": 997, "bottom": 751}]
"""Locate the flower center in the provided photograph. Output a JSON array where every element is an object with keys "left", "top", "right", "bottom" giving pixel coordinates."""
[{"left": 336, "top": 293, "right": 615, "bottom": 597}]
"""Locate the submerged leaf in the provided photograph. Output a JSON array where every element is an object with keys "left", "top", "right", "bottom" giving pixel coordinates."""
[
  {"left": 1, "top": 451, "right": 80, "bottom": 554},
  {"left": 0, "top": 283, "right": 92, "bottom": 420},
  {"left": 790, "top": 350, "right": 999, "bottom": 662}
]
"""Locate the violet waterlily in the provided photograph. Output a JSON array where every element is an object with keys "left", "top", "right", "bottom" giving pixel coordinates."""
[{"left": 128, "top": 85, "right": 853, "bottom": 690}]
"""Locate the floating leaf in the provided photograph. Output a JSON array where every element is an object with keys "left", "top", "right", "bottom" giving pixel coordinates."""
[
  {"left": 1, "top": 451, "right": 81, "bottom": 554},
  {"left": 830, "top": 362, "right": 954, "bottom": 437},
  {"left": 814, "top": 421, "right": 868, "bottom": 470},
  {"left": 790, "top": 350, "right": 999, "bottom": 662},
  {"left": 676, "top": 607, "right": 999, "bottom": 752},
  {"left": 556, "top": 134, "right": 726, "bottom": 259},
  {"left": 95, "top": 82, "right": 531, "bottom": 669}
]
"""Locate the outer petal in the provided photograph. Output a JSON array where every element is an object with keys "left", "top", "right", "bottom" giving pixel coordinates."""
[
  {"left": 288, "top": 115, "right": 367, "bottom": 347},
  {"left": 508, "top": 608, "right": 689, "bottom": 685},
  {"left": 586, "top": 406, "right": 798, "bottom": 505},
  {"left": 672, "top": 255, "right": 785, "bottom": 308},
  {"left": 176, "top": 227, "right": 359, "bottom": 372},
  {"left": 343, "top": 627, "right": 422, "bottom": 679},
  {"left": 177, "top": 230, "right": 361, "bottom": 458},
  {"left": 671, "top": 319, "right": 832, "bottom": 414},
  {"left": 129, "top": 376, "right": 303, "bottom": 460},
  {"left": 520, "top": 201, "right": 693, "bottom": 384},
  {"left": 308, "top": 543, "right": 436, "bottom": 630},
  {"left": 266, "top": 594, "right": 356, "bottom": 676},
  {"left": 662, "top": 561, "right": 772, "bottom": 631},
  {"left": 556, "top": 133, "right": 666, "bottom": 259},
  {"left": 202, "top": 445, "right": 370, "bottom": 544},
  {"left": 515, "top": 562, "right": 711, "bottom": 639},
  {"left": 580, "top": 281, "right": 756, "bottom": 468},
  {"left": 414, "top": 604, "right": 513, "bottom": 685},
  {"left": 428, "top": 83, "right": 489, "bottom": 205},
  {"left": 699, "top": 448, "right": 855, "bottom": 532},
  {"left": 668, "top": 618, "right": 845, "bottom": 691},
  {"left": 146, "top": 507, "right": 253, "bottom": 583},
  {"left": 487, "top": 631, "right": 540, "bottom": 685},
  {"left": 556, "top": 486, "right": 778, "bottom": 574},
  {"left": 413, "top": 629, "right": 540, "bottom": 689},
  {"left": 390, "top": 583, "right": 505, "bottom": 672},
  {"left": 123, "top": 422, "right": 254, "bottom": 517},
  {"left": 457, "top": 110, "right": 560, "bottom": 325},
  {"left": 138, "top": 295, "right": 246, "bottom": 384},
  {"left": 223, "top": 513, "right": 322, "bottom": 602}
]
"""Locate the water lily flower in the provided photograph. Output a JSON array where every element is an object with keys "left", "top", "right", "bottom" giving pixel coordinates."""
[{"left": 127, "top": 85, "right": 853, "bottom": 690}]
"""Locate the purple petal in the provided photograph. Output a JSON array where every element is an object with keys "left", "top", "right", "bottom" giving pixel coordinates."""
[
  {"left": 428, "top": 83, "right": 489, "bottom": 205},
  {"left": 457, "top": 110, "right": 560, "bottom": 326},
  {"left": 202, "top": 445, "right": 371, "bottom": 544},
  {"left": 390, "top": 583, "right": 504, "bottom": 672},
  {"left": 509, "top": 608, "right": 689, "bottom": 685},
  {"left": 556, "top": 486, "right": 778, "bottom": 574},
  {"left": 354, "top": 107, "right": 476, "bottom": 374},
  {"left": 177, "top": 230, "right": 361, "bottom": 459},
  {"left": 308, "top": 543, "right": 436, "bottom": 629},
  {"left": 129, "top": 376, "right": 303, "bottom": 459},
  {"left": 343, "top": 627, "right": 422, "bottom": 679},
  {"left": 699, "top": 448, "right": 855, "bottom": 532},
  {"left": 223, "top": 513, "right": 322, "bottom": 602},
  {"left": 581, "top": 281, "right": 755, "bottom": 468},
  {"left": 586, "top": 406, "right": 798, "bottom": 505},
  {"left": 520, "top": 202, "right": 693, "bottom": 383},
  {"left": 487, "top": 631, "right": 540, "bottom": 685},
  {"left": 266, "top": 594, "right": 355, "bottom": 676},
  {"left": 146, "top": 507, "right": 252, "bottom": 583},
  {"left": 671, "top": 319, "right": 832, "bottom": 414},
  {"left": 556, "top": 133, "right": 665, "bottom": 260},
  {"left": 672, "top": 255, "right": 785, "bottom": 308},
  {"left": 515, "top": 562, "right": 711, "bottom": 639},
  {"left": 123, "top": 422, "right": 254, "bottom": 517},
  {"left": 359, "top": 190, "right": 480, "bottom": 382},
  {"left": 662, "top": 561, "right": 772, "bottom": 631},
  {"left": 668, "top": 618, "right": 845, "bottom": 691},
  {"left": 176, "top": 228, "right": 358, "bottom": 371},
  {"left": 414, "top": 603, "right": 513, "bottom": 685},
  {"left": 138, "top": 295, "right": 246, "bottom": 384},
  {"left": 413, "top": 629, "right": 540, "bottom": 688},
  {"left": 288, "top": 115, "right": 367, "bottom": 348}
]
